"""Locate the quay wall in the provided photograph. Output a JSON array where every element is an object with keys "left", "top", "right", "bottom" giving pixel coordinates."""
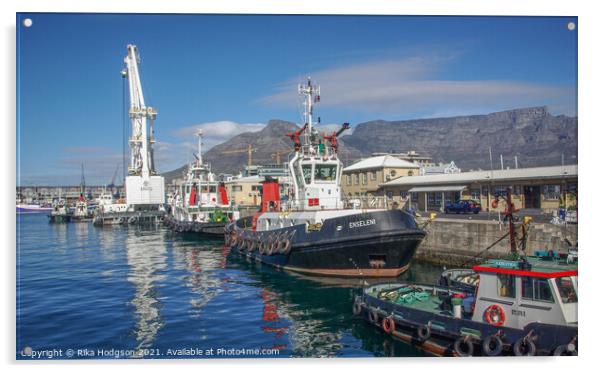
[{"left": 414, "top": 218, "right": 578, "bottom": 266}]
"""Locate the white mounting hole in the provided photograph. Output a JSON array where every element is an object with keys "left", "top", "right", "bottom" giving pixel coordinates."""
[
  {"left": 22, "top": 18, "right": 33, "bottom": 27},
  {"left": 567, "top": 22, "right": 576, "bottom": 31}
]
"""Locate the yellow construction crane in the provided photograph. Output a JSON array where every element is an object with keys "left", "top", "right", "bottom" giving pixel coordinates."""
[
  {"left": 270, "top": 149, "right": 292, "bottom": 165},
  {"left": 221, "top": 144, "right": 257, "bottom": 167}
]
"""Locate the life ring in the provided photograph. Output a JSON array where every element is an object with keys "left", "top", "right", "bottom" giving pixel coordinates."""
[
  {"left": 553, "top": 343, "right": 577, "bottom": 356},
  {"left": 352, "top": 296, "right": 363, "bottom": 316},
  {"left": 513, "top": 337, "right": 537, "bottom": 356},
  {"left": 484, "top": 305, "right": 506, "bottom": 326},
  {"left": 417, "top": 324, "right": 431, "bottom": 342},
  {"left": 382, "top": 316, "right": 395, "bottom": 334},
  {"left": 368, "top": 307, "right": 379, "bottom": 324},
  {"left": 454, "top": 336, "right": 474, "bottom": 357},
  {"left": 482, "top": 334, "right": 504, "bottom": 356}
]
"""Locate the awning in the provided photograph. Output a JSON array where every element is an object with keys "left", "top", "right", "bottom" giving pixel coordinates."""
[{"left": 408, "top": 185, "right": 467, "bottom": 193}]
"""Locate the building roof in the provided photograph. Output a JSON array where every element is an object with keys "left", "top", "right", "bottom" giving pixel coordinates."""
[
  {"left": 382, "top": 165, "right": 577, "bottom": 187},
  {"left": 343, "top": 155, "right": 420, "bottom": 172}
]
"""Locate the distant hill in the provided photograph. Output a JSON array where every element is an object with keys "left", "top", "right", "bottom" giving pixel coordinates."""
[{"left": 164, "top": 107, "right": 577, "bottom": 183}]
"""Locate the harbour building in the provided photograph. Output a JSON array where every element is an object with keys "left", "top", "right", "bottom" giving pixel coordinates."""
[
  {"left": 379, "top": 164, "right": 577, "bottom": 213},
  {"left": 342, "top": 155, "right": 420, "bottom": 197}
]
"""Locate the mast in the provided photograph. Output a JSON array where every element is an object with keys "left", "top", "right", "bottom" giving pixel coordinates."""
[
  {"left": 197, "top": 130, "right": 203, "bottom": 166},
  {"left": 298, "top": 77, "right": 320, "bottom": 147}
]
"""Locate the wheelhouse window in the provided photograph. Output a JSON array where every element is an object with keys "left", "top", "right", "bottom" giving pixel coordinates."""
[
  {"left": 232, "top": 185, "right": 242, "bottom": 192},
  {"left": 555, "top": 277, "right": 578, "bottom": 303},
  {"left": 301, "top": 164, "right": 313, "bottom": 184},
  {"left": 314, "top": 164, "right": 337, "bottom": 182},
  {"left": 521, "top": 277, "right": 554, "bottom": 303},
  {"left": 497, "top": 274, "right": 516, "bottom": 298}
]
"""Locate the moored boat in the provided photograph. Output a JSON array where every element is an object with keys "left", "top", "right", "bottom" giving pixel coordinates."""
[
  {"left": 224, "top": 78, "right": 425, "bottom": 277},
  {"left": 165, "top": 130, "right": 239, "bottom": 237},
  {"left": 355, "top": 256, "right": 577, "bottom": 356}
]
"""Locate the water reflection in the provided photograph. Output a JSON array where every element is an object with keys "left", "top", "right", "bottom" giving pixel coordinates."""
[
  {"left": 125, "top": 226, "right": 167, "bottom": 352},
  {"left": 170, "top": 239, "right": 227, "bottom": 318}
]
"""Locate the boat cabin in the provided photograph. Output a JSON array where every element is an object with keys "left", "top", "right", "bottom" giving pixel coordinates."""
[{"left": 471, "top": 257, "right": 577, "bottom": 329}]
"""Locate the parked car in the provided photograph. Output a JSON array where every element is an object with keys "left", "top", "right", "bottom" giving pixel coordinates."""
[{"left": 444, "top": 199, "right": 481, "bottom": 214}]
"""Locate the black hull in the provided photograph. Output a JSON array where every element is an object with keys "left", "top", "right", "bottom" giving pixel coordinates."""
[
  {"left": 358, "top": 287, "right": 578, "bottom": 356},
  {"left": 164, "top": 215, "right": 226, "bottom": 238},
  {"left": 226, "top": 209, "right": 425, "bottom": 277}
]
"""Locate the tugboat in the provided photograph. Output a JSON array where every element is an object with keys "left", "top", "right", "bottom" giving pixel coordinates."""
[
  {"left": 48, "top": 198, "right": 71, "bottom": 223},
  {"left": 355, "top": 188, "right": 578, "bottom": 356},
  {"left": 164, "top": 130, "right": 240, "bottom": 237},
  {"left": 224, "top": 78, "right": 425, "bottom": 277}
]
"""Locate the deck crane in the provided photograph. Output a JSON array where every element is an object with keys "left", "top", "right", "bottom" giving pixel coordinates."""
[{"left": 121, "top": 44, "right": 165, "bottom": 206}]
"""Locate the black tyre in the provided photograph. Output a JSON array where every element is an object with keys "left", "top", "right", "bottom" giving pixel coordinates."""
[
  {"left": 417, "top": 324, "right": 431, "bottom": 342},
  {"left": 482, "top": 335, "right": 504, "bottom": 356},
  {"left": 513, "top": 338, "right": 537, "bottom": 356},
  {"left": 454, "top": 337, "right": 474, "bottom": 357}
]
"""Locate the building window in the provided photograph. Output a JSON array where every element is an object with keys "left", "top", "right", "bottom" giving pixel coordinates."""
[
  {"left": 386, "top": 191, "right": 393, "bottom": 198},
  {"left": 543, "top": 184, "right": 561, "bottom": 200},
  {"left": 493, "top": 185, "right": 510, "bottom": 196},
  {"left": 251, "top": 185, "right": 259, "bottom": 191},
  {"left": 390, "top": 170, "right": 397, "bottom": 177},
  {"left": 410, "top": 192, "right": 418, "bottom": 201},
  {"left": 408, "top": 170, "right": 414, "bottom": 176},
  {"left": 513, "top": 185, "right": 521, "bottom": 196},
  {"left": 498, "top": 274, "right": 516, "bottom": 298},
  {"left": 353, "top": 174, "right": 359, "bottom": 185},
  {"left": 361, "top": 173, "right": 367, "bottom": 185},
  {"left": 232, "top": 185, "right": 242, "bottom": 192},
  {"left": 522, "top": 277, "right": 554, "bottom": 303},
  {"left": 370, "top": 171, "right": 377, "bottom": 181},
  {"left": 400, "top": 191, "right": 408, "bottom": 199},
  {"left": 346, "top": 175, "right": 351, "bottom": 186},
  {"left": 470, "top": 189, "right": 481, "bottom": 200},
  {"left": 482, "top": 185, "right": 489, "bottom": 197}
]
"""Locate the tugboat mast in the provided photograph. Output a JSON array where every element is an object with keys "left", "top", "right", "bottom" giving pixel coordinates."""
[{"left": 298, "top": 77, "right": 320, "bottom": 147}]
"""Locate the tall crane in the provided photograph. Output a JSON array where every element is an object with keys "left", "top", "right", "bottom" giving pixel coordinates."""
[
  {"left": 221, "top": 144, "right": 257, "bottom": 167},
  {"left": 121, "top": 44, "right": 165, "bottom": 205},
  {"left": 270, "top": 149, "right": 292, "bottom": 165}
]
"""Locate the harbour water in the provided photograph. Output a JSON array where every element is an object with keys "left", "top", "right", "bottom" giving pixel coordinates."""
[{"left": 16, "top": 213, "right": 446, "bottom": 359}]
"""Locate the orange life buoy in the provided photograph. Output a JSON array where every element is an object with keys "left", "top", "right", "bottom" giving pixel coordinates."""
[
  {"left": 492, "top": 200, "right": 498, "bottom": 209},
  {"left": 382, "top": 316, "right": 395, "bottom": 334},
  {"left": 484, "top": 304, "right": 506, "bottom": 326}
]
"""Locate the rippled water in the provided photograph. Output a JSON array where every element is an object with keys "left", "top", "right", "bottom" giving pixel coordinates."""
[{"left": 17, "top": 213, "right": 444, "bottom": 359}]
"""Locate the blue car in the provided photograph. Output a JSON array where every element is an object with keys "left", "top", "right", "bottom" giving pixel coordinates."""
[{"left": 444, "top": 199, "right": 481, "bottom": 214}]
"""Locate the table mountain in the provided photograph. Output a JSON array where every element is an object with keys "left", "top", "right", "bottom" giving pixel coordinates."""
[{"left": 164, "top": 107, "right": 577, "bottom": 183}]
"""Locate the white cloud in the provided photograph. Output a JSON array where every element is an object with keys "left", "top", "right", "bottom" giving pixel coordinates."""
[
  {"left": 172, "top": 120, "right": 265, "bottom": 148},
  {"left": 260, "top": 57, "right": 576, "bottom": 117}
]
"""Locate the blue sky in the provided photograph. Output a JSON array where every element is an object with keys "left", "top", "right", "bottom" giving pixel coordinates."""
[{"left": 16, "top": 14, "right": 577, "bottom": 185}]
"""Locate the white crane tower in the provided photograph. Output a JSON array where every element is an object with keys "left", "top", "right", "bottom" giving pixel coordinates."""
[{"left": 121, "top": 44, "right": 165, "bottom": 206}]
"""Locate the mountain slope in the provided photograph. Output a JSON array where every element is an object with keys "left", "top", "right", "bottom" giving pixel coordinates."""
[{"left": 164, "top": 107, "right": 577, "bottom": 183}]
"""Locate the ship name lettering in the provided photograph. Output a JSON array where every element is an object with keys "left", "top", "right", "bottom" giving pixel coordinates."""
[{"left": 349, "top": 219, "right": 376, "bottom": 229}]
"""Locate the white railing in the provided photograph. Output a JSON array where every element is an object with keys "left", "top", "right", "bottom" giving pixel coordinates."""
[{"left": 276, "top": 195, "right": 389, "bottom": 212}]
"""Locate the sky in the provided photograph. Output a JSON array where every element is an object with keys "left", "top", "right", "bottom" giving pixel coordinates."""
[{"left": 16, "top": 14, "right": 577, "bottom": 186}]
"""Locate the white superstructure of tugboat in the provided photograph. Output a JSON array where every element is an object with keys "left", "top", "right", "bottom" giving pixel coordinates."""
[
  {"left": 164, "top": 130, "right": 240, "bottom": 237},
  {"left": 225, "top": 78, "right": 425, "bottom": 277}
]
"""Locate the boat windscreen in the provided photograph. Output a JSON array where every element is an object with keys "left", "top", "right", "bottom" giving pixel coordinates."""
[
  {"left": 314, "top": 164, "right": 337, "bottom": 182},
  {"left": 555, "top": 277, "right": 577, "bottom": 303}
]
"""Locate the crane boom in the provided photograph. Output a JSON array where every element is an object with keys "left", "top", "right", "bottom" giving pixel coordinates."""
[{"left": 121, "top": 44, "right": 164, "bottom": 205}]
